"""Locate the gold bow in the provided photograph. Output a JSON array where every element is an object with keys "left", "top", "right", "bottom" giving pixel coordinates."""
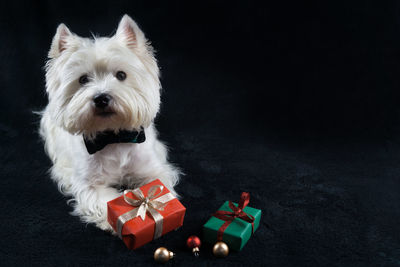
[{"left": 116, "top": 185, "right": 175, "bottom": 239}]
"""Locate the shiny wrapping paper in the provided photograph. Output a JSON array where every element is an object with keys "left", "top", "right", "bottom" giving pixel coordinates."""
[
  {"left": 107, "top": 179, "right": 186, "bottom": 249},
  {"left": 203, "top": 194, "right": 261, "bottom": 251}
]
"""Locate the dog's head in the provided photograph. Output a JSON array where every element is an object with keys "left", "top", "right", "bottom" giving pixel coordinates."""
[{"left": 45, "top": 15, "right": 160, "bottom": 139}]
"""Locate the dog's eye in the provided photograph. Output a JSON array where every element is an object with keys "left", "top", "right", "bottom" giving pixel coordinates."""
[
  {"left": 79, "top": 75, "right": 89, "bottom": 85},
  {"left": 116, "top": 71, "right": 127, "bottom": 81}
]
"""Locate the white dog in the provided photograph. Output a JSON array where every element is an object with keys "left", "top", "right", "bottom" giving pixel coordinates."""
[{"left": 40, "top": 15, "right": 180, "bottom": 231}]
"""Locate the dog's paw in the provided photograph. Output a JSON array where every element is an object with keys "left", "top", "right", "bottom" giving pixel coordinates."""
[{"left": 96, "top": 219, "right": 115, "bottom": 233}]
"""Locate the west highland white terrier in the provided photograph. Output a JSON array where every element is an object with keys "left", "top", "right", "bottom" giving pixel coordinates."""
[{"left": 40, "top": 15, "right": 180, "bottom": 231}]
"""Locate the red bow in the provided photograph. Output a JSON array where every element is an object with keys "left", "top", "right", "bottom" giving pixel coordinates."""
[{"left": 212, "top": 192, "right": 255, "bottom": 241}]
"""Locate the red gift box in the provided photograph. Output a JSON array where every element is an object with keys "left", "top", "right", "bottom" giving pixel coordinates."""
[{"left": 107, "top": 179, "right": 186, "bottom": 249}]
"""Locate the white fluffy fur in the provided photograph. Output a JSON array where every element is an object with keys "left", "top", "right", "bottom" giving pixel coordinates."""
[{"left": 40, "top": 15, "right": 180, "bottom": 231}]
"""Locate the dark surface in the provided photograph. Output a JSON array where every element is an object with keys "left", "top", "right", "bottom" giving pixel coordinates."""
[{"left": 1, "top": 1, "right": 400, "bottom": 266}]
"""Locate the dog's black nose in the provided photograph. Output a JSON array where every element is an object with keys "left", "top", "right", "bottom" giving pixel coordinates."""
[{"left": 93, "top": 93, "right": 112, "bottom": 109}]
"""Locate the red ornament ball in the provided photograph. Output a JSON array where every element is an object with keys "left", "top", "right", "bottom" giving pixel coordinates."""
[{"left": 186, "top": 235, "right": 201, "bottom": 249}]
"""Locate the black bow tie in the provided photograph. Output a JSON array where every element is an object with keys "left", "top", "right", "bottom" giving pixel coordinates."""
[{"left": 83, "top": 128, "right": 146, "bottom": 154}]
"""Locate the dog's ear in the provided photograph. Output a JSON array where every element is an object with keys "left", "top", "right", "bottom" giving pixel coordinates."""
[
  {"left": 49, "top": 23, "right": 74, "bottom": 58},
  {"left": 116, "top": 14, "right": 148, "bottom": 53}
]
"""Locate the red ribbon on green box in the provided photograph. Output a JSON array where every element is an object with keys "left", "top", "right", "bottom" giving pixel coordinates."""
[{"left": 212, "top": 192, "right": 255, "bottom": 241}]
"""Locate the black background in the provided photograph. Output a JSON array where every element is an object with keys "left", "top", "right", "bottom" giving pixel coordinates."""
[{"left": 1, "top": 0, "right": 400, "bottom": 266}]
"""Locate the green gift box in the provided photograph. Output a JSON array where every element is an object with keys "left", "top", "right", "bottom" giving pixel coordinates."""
[{"left": 203, "top": 193, "right": 261, "bottom": 251}]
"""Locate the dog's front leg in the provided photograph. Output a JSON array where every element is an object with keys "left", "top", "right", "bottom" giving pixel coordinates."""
[
  {"left": 70, "top": 183, "right": 121, "bottom": 232},
  {"left": 131, "top": 160, "right": 181, "bottom": 197},
  {"left": 126, "top": 138, "right": 182, "bottom": 197}
]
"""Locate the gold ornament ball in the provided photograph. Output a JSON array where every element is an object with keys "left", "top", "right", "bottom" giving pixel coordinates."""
[
  {"left": 154, "top": 247, "right": 175, "bottom": 263},
  {"left": 213, "top": 241, "right": 229, "bottom": 258}
]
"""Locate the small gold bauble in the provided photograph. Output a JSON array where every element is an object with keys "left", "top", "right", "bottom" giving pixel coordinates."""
[
  {"left": 154, "top": 247, "right": 175, "bottom": 263},
  {"left": 213, "top": 241, "right": 229, "bottom": 258}
]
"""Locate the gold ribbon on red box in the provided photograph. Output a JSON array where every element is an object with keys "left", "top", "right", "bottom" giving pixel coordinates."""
[{"left": 116, "top": 185, "right": 175, "bottom": 239}]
